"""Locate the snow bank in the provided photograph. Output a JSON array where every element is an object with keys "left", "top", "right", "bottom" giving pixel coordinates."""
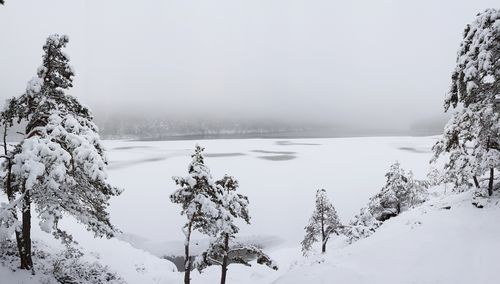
[{"left": 272, "top": 190, "right": 500, "bottom": 284}]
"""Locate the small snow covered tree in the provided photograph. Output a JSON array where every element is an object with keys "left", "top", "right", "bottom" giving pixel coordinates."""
[
  {"left": 0, "top": 34, "right": 121, "bottom": 270},
  {"left": 345, "top": 162, "right": 428, "bottom": 243},
  {"left": 301, "top": 189, "right": 342, "bottom": 255},
  {"left": 170, "top": 145, "right": 222, "bottom": 284},
  {"left": 195, "top": 175, "right": 277, "bottom": 284},
  {"left": 432, "top": 9, "right": 499, "bottom": 196},
  {"left": 344, "top": 205, "right": 381, "bottom": 244},
  {"left": 370, "top": 162, "right": 428, "bottom": 221}
]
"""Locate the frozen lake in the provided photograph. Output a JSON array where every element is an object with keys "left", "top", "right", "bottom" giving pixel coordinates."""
[{"left": 103, "top": 136, "right": 437, "bottom": 256}]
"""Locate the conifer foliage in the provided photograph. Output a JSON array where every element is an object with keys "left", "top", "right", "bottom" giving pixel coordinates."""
[
  {"left": 0, "top": 35, "right": 121, "bottom": 270},
  {"left": 172, "top": 146, "right": 277, "bottom": 284},
  {"left": 432, "top": 9, "right": 499, "bottom": 196},
  {"left": 171, "top": 145, "right": 221, "bottom": 284},
  {"left": 371, "top": 162, "right": 428, "bottom": 221},
  {"left": 301, "top": 189, "right": 342, "bottom": 255},
  {"left": 195, "top": 175, "right": 277, "bottom": 284},
  {"left": 345, "top": 162, "right": 428, "bottom": 243}
]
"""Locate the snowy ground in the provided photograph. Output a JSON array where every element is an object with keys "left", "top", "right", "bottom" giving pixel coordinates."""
[
  {"left": 2, "top": 136, "right": 499, "bottom": 283},
  {"left": 272, "top": 190, "right": 500, "bottom": 284}
]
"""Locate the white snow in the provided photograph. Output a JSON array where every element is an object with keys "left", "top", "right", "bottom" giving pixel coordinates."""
[
  {"left": 2, "top": 136, "right": 499, "bottom": 283},
  {"left": 272, "top": 190, "right": 500, "bottom": 284}
]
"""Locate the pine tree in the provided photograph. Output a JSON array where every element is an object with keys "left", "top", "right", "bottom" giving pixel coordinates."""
[
  {"left": 301, "top": 189, "right": 342, "bottom": 255},
  {"left": 371, "top": 162, "right": 428, "bottom": 221},
  {"left": 432, "top": 9, "right": 499, "bottom": 196},
  {"left": 170, "top": 145, "right": 222, "bottom": 284},
  {"left": 344, "top": 206, "right": 381, "bottom": 244},
  {"left": 0, "top": 34, "right": 121, "bottom": 270},
  {"left": 194, "top": 175, "right": 277, "bottom": 284},
  {"left": 345, "top": 162, "right": 428, "bottom": 243}
]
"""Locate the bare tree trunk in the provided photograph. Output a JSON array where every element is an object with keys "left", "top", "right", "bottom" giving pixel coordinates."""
[
  {"left": 488, "top": 168, "right": 494, "bottom": 196},
  {"left": 20, "top": 191, "right": 33, "bottom": 270},
  {"left": 3, "top": 124, "right": 28, "bottom": 269},
  {"left": 486, "top": 135, "right": 494, "bottom": 196},
  {"left": 184, "top": 221, "right": 192, "bottom": 284},
  {"left": 220, "top": 233, "right": 229, "bottom": 284},
  {"left": 321, "top": 205, "right": 326, "bottom": 253},
  {"left": 473, "top": 176, "right": 480, "bottom": 188}
]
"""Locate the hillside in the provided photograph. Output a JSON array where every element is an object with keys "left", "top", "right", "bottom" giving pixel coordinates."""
[{"left": 272, "top": 190, "right": 500, "bottom": 284}]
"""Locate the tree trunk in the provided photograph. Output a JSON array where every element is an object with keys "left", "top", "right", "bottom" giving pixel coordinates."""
[
  {"left": 220, "top": 233, "right": 229, "bottom": 284},
  {"left": 488, "top": 168, "right": 494, "bottom": 196},
  {"left": 3, "top": 125, "right": 31, "bottom": 270},
  {"left": 20, "top": 191, "right": 33, "bottom": 270},
  {"left": 184, "top": 221, "right": 192, "bottom": 284},
  {"left": 473, "top": 176, "right": 480, "bottom": 189},
  {"left": 321, "top": 208, "right": 326, "bottom": 253}
]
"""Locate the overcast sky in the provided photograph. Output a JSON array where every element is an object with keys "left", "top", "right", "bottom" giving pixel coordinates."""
[{"left": 0, "top": 0, "right": 497, "bottom": 130}]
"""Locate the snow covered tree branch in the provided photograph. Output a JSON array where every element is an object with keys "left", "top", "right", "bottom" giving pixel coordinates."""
[
  {"left": 0, "top": 34, "right": 121, "bottom": 270},
  {"left": 432, "top": 9, "right": 499, "bottom": 198},
  {"left": 301, "top": 189, "right": 342, "bottom": 255}
]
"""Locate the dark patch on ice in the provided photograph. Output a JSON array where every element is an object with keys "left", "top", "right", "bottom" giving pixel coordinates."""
[
  {"left": 112, "top": 146, "right": 153, "bottom": 150},
  {"left": 275, "top": 140, "right": 320, "bottom": 146},
  {"left": 205, "top": 153, "right": 246, "bottom": 158},
  {"left": 164, "top": 252, "right": 260, "bottom": 272},
  {"left": 161, "top": 235, "right": 283, "bottom": 272},
  {"left": 108, "top": 156, "right": 167, "bottom": 170},
  {"left": 163, "top": 255, "right": 194, "bottom": 272},
  {"left": 397, "top": 147, "right": 430, "bottom": 153},
  {"left": 118, "top": 233, "right": 283, "bottom": 272},
  {"left": 251, "top": 150, "right": 296, "bottom": 155},
  {"left": 258, "top": 155, "right": 296, "bottom": 161}
]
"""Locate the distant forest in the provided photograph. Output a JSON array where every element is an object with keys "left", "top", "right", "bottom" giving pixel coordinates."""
[{"left": 92, "top": 112, "right": 449, "bottom": 140}]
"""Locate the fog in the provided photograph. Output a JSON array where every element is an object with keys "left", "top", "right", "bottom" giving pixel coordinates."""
[{"left": 0, "top": 0, "right": 496, "bottom": 136}]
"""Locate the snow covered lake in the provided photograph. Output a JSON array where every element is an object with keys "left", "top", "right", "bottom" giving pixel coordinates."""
[
  {"left": 103, "top": 136, "right": 437, "bottom": 256},
  {"left": 5, "top": 135, "right": 499, "bottom": 284}
]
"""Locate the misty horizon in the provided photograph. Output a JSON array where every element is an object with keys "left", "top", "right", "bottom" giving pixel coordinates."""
[{"left": 0, "top": 0, "right": 496, "bottom": 137}]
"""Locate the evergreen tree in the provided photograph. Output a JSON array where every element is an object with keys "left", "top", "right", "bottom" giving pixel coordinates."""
[
  {"left": 432, "top": 9, "right": 499, "bottom": 196},
  {"left": 345, "top": 162, "right": 428, "bottom": 243},
  {"left": 195, "top": 175, "right": 277, "bottom": 284},
  {"left": 371, "top": 162, "right": 428, "bottom": 220},
  {"left": 301, "top": 189, "right": 342, "bottom": 255},
  {"left": 170, "top": 145, "right": 221, "bottom": 284},
  {"left": 344, "top": 206, "right": 382, "bottom": 244},
  {"left": 0, "top": 34, "right": 121, "bottom": 270}
]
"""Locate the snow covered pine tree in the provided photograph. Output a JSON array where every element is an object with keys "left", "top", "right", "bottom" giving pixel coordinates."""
[
  {"left": 0, "top": 34, "right": 121, "bottom": 270},
  {"left": 432, "top": 9, "right": 499, "bottom": 196},
  {"left": 345, "top": 162, "right": 428, "bottom": 243},
  {"left": 301, "top": 189, "right": 342, "bottom": 255},
  {"left": 170, "top": 145, "right": 222, "bottom": 284},
  {"left": 195, "top": 175, "right": 277, "bottom": 284},
  {"left": 369, "top": 162, "right": 428, "bottom": 221}
]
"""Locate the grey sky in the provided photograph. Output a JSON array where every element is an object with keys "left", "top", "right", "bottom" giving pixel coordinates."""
[{"left": 0, "top": 0, "right": 497, "bottom": 130}]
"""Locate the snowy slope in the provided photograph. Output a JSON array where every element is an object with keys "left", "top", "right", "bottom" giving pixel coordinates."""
[{"left": 272, "top": 190, "right": 500, "bottom": 284}]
